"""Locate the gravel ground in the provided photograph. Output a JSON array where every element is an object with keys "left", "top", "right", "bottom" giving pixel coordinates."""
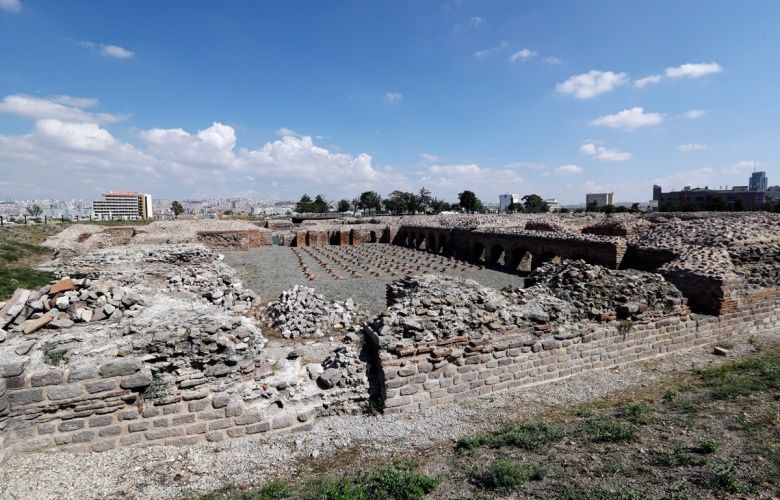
[
  {"left": 1, "top": 331, "right": 774, "bottom": 500},
  {"left": 224, "top": 244, "right": 524, "bottom": 311}
]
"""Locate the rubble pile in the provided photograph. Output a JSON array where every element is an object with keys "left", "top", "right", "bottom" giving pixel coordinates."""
[
  {"left": 523, "top": 260, "right": 685, "bottom": 320},
  {"left": 368, "top": 274, "right": 534, "bottom": 351},
  {"left": 167, "top": 264, "right": 260, "bottom": 313},
  {"left": 266, "top": 285, "right": 362, "bottom": 339},
  {"left": 0, "top": 277, "right": 146, "bottom": 340},
  {"left": 316, "top": 342, "right": 368, "bottom": 390}
]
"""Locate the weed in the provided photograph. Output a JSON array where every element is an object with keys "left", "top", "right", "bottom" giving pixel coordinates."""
[
  {"left": 693, "top": 439, "right": 720, "bottom": 454},
  {"left": 619, "top": 403, "right": 650, "bottom": 424},
  {"left": 143, "top": 370, "right": 168, "bottom": 399},
  {"left": 456, "top": 421, "right": 566, "bottom": 451},
  {"left": 0, "top": 266, "right": 53, "bottom": 300},
  {"left": 715, "top": 339, "right": 735, "bottom": 350},
  {"left": 698, "top": 353, "right": 780, "bottom": 400},
  {"left": 703, "top": 463, "right": 753, "bottom": 494},
  {"left": 470, "top": 458, "right": 544, "bottom": 491},
  {"left": 586, "top": 417, "right": 638, "bottom": 443},
  {"left": 656, "top": 445, "right": 705, "bottom": 467},
  {"left": 40, "top": 342, "right": 68, "bottom": 366},
  {"left": 618, "top": 320, "right": 634, "bottom": 336},
  {"left": 302, "top": 460, "right": 441, "bottom": 500},
  {"left": 748, "top": 336, "right": 764, "bottom": 352}
]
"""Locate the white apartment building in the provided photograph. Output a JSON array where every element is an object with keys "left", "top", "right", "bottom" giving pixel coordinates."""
[
  {"left": 93, "top": 192, "right": 154, "bottom": 220},
  {"left": 586, "top": 192, "right": 614, "bottom": 208}
]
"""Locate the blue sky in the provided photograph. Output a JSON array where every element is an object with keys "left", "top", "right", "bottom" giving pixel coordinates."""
[{"left": 0, "top": 0, "right": 778, "bottom": 203}]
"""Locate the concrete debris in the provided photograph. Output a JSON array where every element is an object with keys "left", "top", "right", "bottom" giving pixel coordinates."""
[{"left": 266, "top": 285, "right": 363, "bottom": 339}]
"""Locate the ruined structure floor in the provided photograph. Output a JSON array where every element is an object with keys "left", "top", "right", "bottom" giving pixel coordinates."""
[
  {"left": 2, "top": 331, "right": 775, "bottom": 500},
  {"left": 224, "top": 244, "right": 525, "bottom": 311}
]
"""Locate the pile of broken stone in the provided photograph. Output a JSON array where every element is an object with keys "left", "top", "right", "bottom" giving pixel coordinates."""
[
  {"left": 0, "top": 277, "right": 145, "bottom": 341},
  {"left": 521, "top": 260, "right": 685, "bottom": 321},
  {"left": 266, "top": 285, "right": 363, "bottom": 339},
  {"left": 167, "top": 264, "right": 260, "bottom": 313},
  {"left": 367, "top": 262, "right": 688, "bottom": 355}
]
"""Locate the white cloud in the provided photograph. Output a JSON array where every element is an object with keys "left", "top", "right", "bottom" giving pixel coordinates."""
[
  {"left": 0, "top": 118, "right": 406, "bottom": 199},
  {"left": 468, "top": 16, "right": 484, "bottom": 26},
  {"left": 275, "top": 127, "right": 298, "bottom": 137},
  {"left": 384, "top": 91, "right": 402, "bottom": 102},
  {"left": 100, "top": 44, "right": 135, "bottom": 59},
  {"left": 421, "top": 153, "right": 440, "bottom": 162},
  {"left": 473, "top": 41, "right": 507, "bottom": 59},
  {"left": 665, "top": 62, "right": 722, "bottom": 79},
  {"left": 420, "top": 162, "right": 524, "bottom": 198},
  {"left": 579, "top": 142, "right": 632, "bottom": 161},
  {"left": 542, "top": 56, "right": 561, "bottom": 65},
  {"left": 0, "top": 94, "right": 125, "bottom": 123},
  {"left": 508, "top": 48, "right": 536, "bottom": 63},
  {"left": 555, "top": 70, "right": 629, "bottom": 99},
  {"left": 721, "top": 160, "right": 762, "bottom": 174},
  {"left": 682, "top": 109, "right": 707, "bottom": 119},
  {"left": 0, "top": 0, "right": 21, "bottom": 12},
  {"left": 554, "top": 164, "right": 583, "bottom": 175},
  {"left": 678, "top": 143, "right": 707, "bottom": 152},
  {"left": 633, "top": 74, "right": 662, "bottom": 88},
  {"left": 590, "top": 107, "right": 663, "bottom": 130},
  {"left": 79, "top": 41, "right": 135, "bottom": 59}
]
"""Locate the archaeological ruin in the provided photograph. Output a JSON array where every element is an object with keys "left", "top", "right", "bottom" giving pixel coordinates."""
[{"left": 1, "top": 213, "right": 779, "bottom": 462}]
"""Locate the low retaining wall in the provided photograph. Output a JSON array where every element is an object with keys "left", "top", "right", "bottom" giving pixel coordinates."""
[{"left": 374, "top": 287, "right": 780, "bottom": 413}]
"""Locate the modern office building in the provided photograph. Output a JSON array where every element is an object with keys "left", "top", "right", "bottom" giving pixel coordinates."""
[
  {"left": 749, "top": 171, "right": 768, "bottom": 191},
  {"left": 767, "top": 185, "right": 780, "bottom": 202},
  {"left": 92, "top": 192, "right": 154, "bottom": 220},
  {"left": 544, "top": 198, "right": 561, "bottom": 212},
  {"left": 652, "top": 185, "right": 766, "bottom": 211},
  {"left": 498, "top": 193, "right": 520, "bottom": 213},
  {"left": 585, "top": 192, "right": 614, "bottom": 208}
]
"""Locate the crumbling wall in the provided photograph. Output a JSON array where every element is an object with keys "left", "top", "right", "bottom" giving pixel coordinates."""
[
  {"left": 196, "top": 229, "right": 269, "bottom": 250},
  {"left": 372, "top": 287, "right": 780, "bottom": 413}
]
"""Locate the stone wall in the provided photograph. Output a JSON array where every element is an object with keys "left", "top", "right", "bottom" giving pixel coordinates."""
[
  {"left": 0, "top": 358, "right": 319, "bottom": 456},
  {"left": 373, "top": 288, "right": 780, "bottom": 413},
  {"left": 196, "top": 229, "right": 270, "bottom": 250}
]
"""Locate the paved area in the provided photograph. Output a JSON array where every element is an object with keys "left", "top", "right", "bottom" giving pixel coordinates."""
[{"left": 223, "top": 244, "right": 524, "bottom": 311}]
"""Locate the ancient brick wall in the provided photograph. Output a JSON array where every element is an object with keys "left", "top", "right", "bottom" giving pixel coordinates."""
[
  {"left": 376, "top": 288, "right": 780, "bottom": 413},
  {"left": 0, "top": 357, "right": 319, "bottom": 457}
]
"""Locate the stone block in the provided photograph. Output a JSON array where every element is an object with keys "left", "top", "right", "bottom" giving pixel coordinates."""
[
  {"left": 68, "top": 367, "right": 97, "bottom": 382},
  {"left": 128, "top": 421, "right": 150, "bottom": 433},
  {"left": 9, "top": 388, "right": 44, "bottom": 405},
  {"left": 119, "top": 370, "right": 153, "bottom": 389},
  {"left": 89, "top": 414, "right": 114, "bottom": 427},
  {"left": 48, "top": 384, "right": 84, "bottom": 401},
  {"left": 186, "top": 423, "right": 208, "bottom": 435},
  {"left": 145, "top": 428, "right": 183, "bottom": 441},
  {"left": 30, "top": 369, "right": 64, "bottom": 387},
  {"left": 120, "top": 435, "right": 143, "bottom": 446},
  {"left": 235, "top": 412, "right": 263, "bottom": 426},
  {"left": 206, "top": 431, "right": 224, "bottom": 442},
  {"left": 211, "top": 392, "right": 230, "bottom": 408},
  {"left": 162, "top": 404, "right": 183, "bottom": 415},
  {"left": 245, "top": 422, "right": 271, "bottom": 434},
  {"left": 58, "top": 420, "right": 85, "bottom": 432},
  {"left": 272, "top": 414, "right": 294, "bottom": 429},
  {"left": 99, "top": 426, "right": 122, "bottom": 437},
  {"left": 72, "top": 431, "right": 95, "bottom": 443},
  {"left": 85, "top": 379, "right": 116, "bottom": 394},
  {"left": 198, "top": 409, "right": 225, "bottom": 420},
  {"left": 99, "top": 358, "right": 142, "bottom": 378}
]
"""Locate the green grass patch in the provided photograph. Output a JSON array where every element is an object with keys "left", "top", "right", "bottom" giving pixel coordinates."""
[
  {"left": 301, "top": 460, "right": 440, "bottom": 500},
  {"left": 618, "top": 403, "right": 650, "bottom": 424},
  {"left": 655, "top": 445, "right": 706, "bottom": 467},
  {"left": 693, "top": 439, "right": 720, "bottom": 455},
  {"left": 470, "top": 458, "right": 544, "bottom": 491},
  {"left": 0, "top": 266, "right": 53, "bottom": 300},
  {"left": 703, "top": 463, "right": 754, "bottom": 494},
  {"left": 456, "top": 421, "right": 566, "bottom": 451},
  {"left": 585, "top": 417, "right": 639, "bottom": 443},
  {"left": 697, "top": 352, "right": 780, "bottom": 400}
]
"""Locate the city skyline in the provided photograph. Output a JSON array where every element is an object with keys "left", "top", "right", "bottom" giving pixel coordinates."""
[{"left": 1, "top": 1, "right": 779, "bottom": 204}]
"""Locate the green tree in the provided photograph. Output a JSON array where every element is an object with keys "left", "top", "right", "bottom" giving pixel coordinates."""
[
  {"left": 506, "top": 202, "right": 521, "bottom": 214},
  {"left": 586, "top": 200, "right": 600, "bottom": 212},
  {"left": 358, "top": 191, "right": 382, "bottom": 215},
  {"left": 603, "top": 204, "right": 616, "bottom": 214},
  {"left": 458, "top": 190, "right": 481, "bottom": 214},
  {"left": 383, "top": 190, "right": 409, "bottom": 214},
  {"left": 295, "top": 194, "right": 314, "bottom": 213},
  {"left": 429, "top": 198, "right": 450, "bottom": 214},
  {"left": 417, "top": 187, "right": 432, "bottom": 213},
  {"left": 170, "top": 201, "right": 185, "bottom": 217},
  {"left": 337, "top": 199, "right": 351, "bottom": 213},
  {"left": 312, "top": 194, "right": 329, "bottom": 213},
  {"left": 629, "top": 203, "right": 641, "bottom": 213},
  {"left": 26, "top": 204, "right": 43, "bottom": 217},
  {"left": 521, "top": 194, "right": 549, "bottom": 213}
]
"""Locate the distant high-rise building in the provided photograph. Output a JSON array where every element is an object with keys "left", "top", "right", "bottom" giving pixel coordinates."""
[
  {"left": 499, "top": 193, "right": 520, "bottom": 213},
  {"left": 92, "top": 192, "right": 154, "bottom": 220},
  {"left": 586, "top": 192, "right": 614, "bottom": 208},
  {"left": 749, "top": 171, "right": 768, "bottom": 191}
]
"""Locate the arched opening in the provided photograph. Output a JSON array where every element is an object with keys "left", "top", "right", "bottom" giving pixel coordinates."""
[
  {"left": 427, "top": 234, "right": 436, "bottom": 253},
  {"left": 510, "top": 248, "right": 533, "bottom": 272},
  {"left": 472, "top": 242, "right": 487, "bottom": 264},
  {"left": 533, "top": 251, "right": 560, "bottom": 270},
  {"left": 369, "top": 230, "right": 378, "bottom": 243},
  {"left": 439, "top": 236, "right": 449, "bottom": 255},
  {"left": 489, "top": 244, "right": 506, "bottom": 267}
]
